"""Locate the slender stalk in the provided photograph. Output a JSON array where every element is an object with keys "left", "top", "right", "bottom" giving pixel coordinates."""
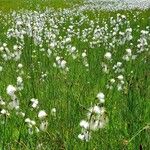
[
  {"left": 127, "top": 124, "right": 150, "bottom": 146},
  {"left": 2, "top": 116, "right": 7, "bottom": 150}
]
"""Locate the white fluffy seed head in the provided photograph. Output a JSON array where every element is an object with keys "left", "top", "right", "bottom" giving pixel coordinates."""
[
  {"left": 117, "top": 75, "right": 124, "bottom": 80},
  {"left": 116, "top": 62, "right": 122, "bottom": 67},
  {"left": 0, "top": 66, "right": 3, "bottom": 72},
  {"left": 13, "top": 45, "right": 18, "bottom": 50},
  {"left": 6, "top": 85, "right": 16, "bottom": 96},
  {"left": 0, "top": 47, "right": 4, "bottom": 51},
  {"left": 126, "top": 49, "right": 132, "bottom": 56},
  {"left": 110, "top": 78, "right": 115, "bottom": 83},
  {"left": 80, "top": 120, "right": 89, "bottom": 129},
  {"left": 38, "top": 110, "right": 47, "bottom": 119},
  {"left": 82, "top": 52, "right": 86, "bottom": 58},
  {"left": 25, "top": 118, "right": 31, "bottom": 123},
  {"left": 18, "top": 63, "right": 23, "bottom": 68},
  {"left": 97, "top": 92, "right": 105, "bottom": 103},
  {"left": 104, "top": 52, "right": 112, "bottom": 60},
  {"left": 17, "top": 76, "right": 23, "bottom": 83},
  {"left": 40, "top": 121, "right": 48, "bottom": 131},
  {"left": 56, "top": 56, "right": 61, "bottom": 61},
  {"left": 70, "top": 47, "right": 76, "bottom": 53},
  {"left": 1, "top": 109, "right": 7, "bottom": 115},
  {"left": 31, "top": 98, "right": 38, "bottom": 108},
  {"left": 51, "top": 108, "right": 56, "bottom": 116},
  {"left": 60, "top": 60, "right": 67, "bottom": 69},
  {"left": 92, "top": 106, "right": 101, "bottom": 114},
  {"left": 30, "top": 120, "right": 36, "bottom": 126},
  {"left": 78, "top": 134, "right": 85, "bottom": 141}
]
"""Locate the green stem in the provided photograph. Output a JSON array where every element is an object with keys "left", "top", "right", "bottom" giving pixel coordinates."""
[
  {"left": 127, "top": 124, "right": 150, "bottom": 145},
  {"left": 2, "top": 116, "right": 7, "bottom": 150}
]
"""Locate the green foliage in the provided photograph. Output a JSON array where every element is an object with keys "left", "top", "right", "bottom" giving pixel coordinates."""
[
  {"left": 0, "top": 1, "right": 150, "bottom": 150},
  {"left": 0, "top": 0, "right": 84, "bottom": 12}
]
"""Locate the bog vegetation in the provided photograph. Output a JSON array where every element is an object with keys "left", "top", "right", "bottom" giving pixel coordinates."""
[{"left": 0, "top": 0, "right": 150, "bottom": 149}]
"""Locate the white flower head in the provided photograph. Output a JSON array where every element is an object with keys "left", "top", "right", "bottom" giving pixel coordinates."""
[
  {"left": 70, "top": 46, "right": 76, "bottom": 53},
  {"left": 97, "top": 92, "right": 105, "bottom": 103},
  {"left": 51, "top": 108, "right": 56, "bottom": 116},
  {"left": 25, "top": 118, "right": 31, "bottom": 123},
  {"left": 31, "top": 98, "right": 38, "bottom": 108},
  {"left": 35, "top": 127, "right": 40, "bottom": 133},
  {"left": 56, "top": 56, "right": 61, "bottom": 61},
  {"left": 6, "top": 85, "right": 16, "bottom": 96},
  {"left": 1, "top": 109, "right": 7, "bottom": 115},
  {"left": 0, "top": 98, "right": 5, "bottom": 106},
  {"left": 8, "top": 99, "right": 19, "bottom": 110},
  {"left": 104, "top": 52, "right": 112, "bottom": 60},
  {"left": 78, "top": 131, "right": 90, "bottom": 142},
  {"left": 117, "top": 75, "right": 124, "bottom": 80},
  {"left": 40, "top": 121, "right": 48, "bottom": 131},
  {"left": 17, "top": 76, "right": 23, "bottom": 84},
  {"left": 79, "top": 120, "right": 89, "bottom": 129},
  {"left": 38, "top": 110, "right": 47, "bottom": 119},
  {"left": 126, "top": 49, "right": 132, "bottom": 56},
  {"left": 78, "top": 134, "right": 85, "bottom": 141},
  {"left": 60, "top": 60, "right": 67, "bottom": 69},
  {"left": 0, "top": 66, "right": 3, "bottom": 72},
  {"left": 13, "top": 45, "right": 18, "bottom": 50},
  {"left": 90, "top": 120, "right": 99, "bottom": 131},
  {"left": 82, "top": 52, "right": 86, "bottom": 58},
  {"left": 30, "top": 120, "right": 36, "bottom": 126},
  {"left": 92, "top": 105, "right": 101, "bottom": 114},
  {"left": 116, "top": 62, "right": 122, "bottom": 67},
  {"left": 110, "top": 78, "right": 115, "bottom": 83}
]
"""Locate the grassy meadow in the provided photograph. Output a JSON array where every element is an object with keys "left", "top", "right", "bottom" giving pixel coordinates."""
[
  {"left": 0, "top": 0, "right": 84, "bottom": 12},
  {"left": 0, "top": 0, "right": 150, "bottom": 149}
]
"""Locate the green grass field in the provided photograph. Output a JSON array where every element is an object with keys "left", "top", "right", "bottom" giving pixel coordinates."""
[
  {"left": 0, "top": 0, "right": 84, "bottom": 12},
  {"left": 0, "top": 0, "right": 150, "bottom": 150}
]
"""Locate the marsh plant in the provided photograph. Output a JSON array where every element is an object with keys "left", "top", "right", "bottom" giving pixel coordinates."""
[{"left": 0, "top": 1, "right": 150, "bottom": 149}]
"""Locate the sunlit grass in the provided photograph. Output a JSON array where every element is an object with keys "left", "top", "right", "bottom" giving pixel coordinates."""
[
  {"left": 0, "top": 1, "right": 150, "bottom": 150},
  {"left": 0, "top": 0, "right": 84, "bottom": 12}
]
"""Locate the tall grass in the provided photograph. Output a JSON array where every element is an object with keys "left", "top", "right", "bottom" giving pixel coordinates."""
[{"left": 0, "top": 1, "right": 150, "bottom": 150}]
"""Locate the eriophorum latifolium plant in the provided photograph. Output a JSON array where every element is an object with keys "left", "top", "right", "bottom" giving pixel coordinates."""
[{"left": 0, "top": 0, "right": 150, "bottom": 149}]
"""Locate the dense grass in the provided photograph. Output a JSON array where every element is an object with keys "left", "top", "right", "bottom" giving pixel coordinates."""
[
  {"left": 0, "top": 1, "right": 150, "bottom": 150},
  {"left": 0, "top": 0, "right": 84, "bottom": 12}
]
